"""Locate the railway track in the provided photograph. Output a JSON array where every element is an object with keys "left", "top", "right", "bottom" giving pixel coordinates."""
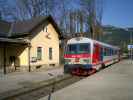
[
  {"left": 1, "top": 61, "right": 120, "bottom": 100},
  {"left": 3, "top": 74, "right": 84, "bottom": 100}
]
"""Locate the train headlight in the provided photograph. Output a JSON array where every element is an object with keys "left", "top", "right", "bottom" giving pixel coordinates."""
[
  {"left": 83, "top": 59, "right": 90, "bottom": 63},
  {"left": 65, "top": 59, "right": 71, "bottom": 64}
]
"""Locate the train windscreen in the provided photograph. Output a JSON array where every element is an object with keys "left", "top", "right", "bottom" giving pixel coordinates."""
[{"left": 66, "top": 43, "right": 90, "bottom": 54}]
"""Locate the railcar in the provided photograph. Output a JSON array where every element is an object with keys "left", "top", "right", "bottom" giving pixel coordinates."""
[{"left": 64, "top": 37, "right": 120, "bottom": 76}]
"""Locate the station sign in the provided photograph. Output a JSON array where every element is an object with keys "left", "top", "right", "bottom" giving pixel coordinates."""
[{"left": 128, "top": 45, "right": 133, "bottom": 50}]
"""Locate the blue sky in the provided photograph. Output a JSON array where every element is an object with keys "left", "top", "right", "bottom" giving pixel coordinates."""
[
  {"left": 102, "top": 0, "right": 133, "bottom": 28},
  {"left": 3, "top": 0, "right": 133, "bottom": 28}
]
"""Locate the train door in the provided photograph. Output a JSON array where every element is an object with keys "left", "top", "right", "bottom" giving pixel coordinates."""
[
  {"left": 93, "top": 44, "right": 100, "bottom": 64},
  {"left": 100, "top": 47, "right": 103, "bottom": 61}
]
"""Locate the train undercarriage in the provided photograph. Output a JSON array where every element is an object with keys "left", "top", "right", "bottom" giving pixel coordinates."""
[{"left": 64, "top": 64, "right": 97, "bottom": 76}]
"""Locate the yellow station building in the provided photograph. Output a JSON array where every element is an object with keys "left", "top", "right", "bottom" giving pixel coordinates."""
[{"left": 0, "top": 16, "right": 63, "bottom": 74}]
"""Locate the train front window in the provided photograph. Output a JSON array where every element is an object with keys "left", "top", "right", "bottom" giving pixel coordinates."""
[
  {"left": 66, "top": 43, "right": 90, "bottom": 54},
  {"left": 67, "top": 44, "right": 77, "bottom": 54},
  {"left": 78, "top": 44, "right": 90, "bottom": 54}
]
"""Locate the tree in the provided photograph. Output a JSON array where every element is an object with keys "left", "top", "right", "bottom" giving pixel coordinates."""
[
  {"left": 80, "top": 0, "right": 104, "bottom": 40},
  {"left": 0, "top": 0, "right": 104, "bottom": 39},
  {"left": 95, "top": 0, "right": 104, "bottom": 40},
  {"left": 80, "top": 0, "right": 95, "bottom": 38},
  {"left": 60, "top": 0, "right": 71, "bottom": 33},
  {"left": 16, "top": 0, "right": 55, "bottom": 20},
  {"left": 58, "top": 8, "right": 86, "bottom": 34}
]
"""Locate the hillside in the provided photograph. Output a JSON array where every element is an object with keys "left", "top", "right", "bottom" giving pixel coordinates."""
[{"left": 101, "top": 25, "right": 132, "bottom": 52}]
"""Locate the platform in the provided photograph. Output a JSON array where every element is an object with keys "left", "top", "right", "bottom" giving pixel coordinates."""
[
  {"left": 0, "top": 67, "right": 63, "bottom": 95},
  {"left": 39, "top": 60, "right": 133, "bottom": 100}
]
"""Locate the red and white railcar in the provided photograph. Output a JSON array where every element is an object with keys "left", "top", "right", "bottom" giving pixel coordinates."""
[{"left": 64, "top": 37, "right": 120, "bottom": 75}]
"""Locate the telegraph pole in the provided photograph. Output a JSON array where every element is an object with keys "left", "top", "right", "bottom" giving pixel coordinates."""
[
  {"left": 127, "top": 28, "right": 133, "bottom": 60},
  {"left": 130, "top": 30, "right": 133, "bottom": 60}
]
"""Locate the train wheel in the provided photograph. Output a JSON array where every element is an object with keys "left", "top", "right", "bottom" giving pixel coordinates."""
[
  {"left": 82, "top": 71, "right": 88, "bottom": 76},
  {"left": 71, "top": 68, "right": 76, "bottom": 75},
  {"left": 87, "top": 69, "right": 96, "bottom": 75},
  {"left": 101, "top": 63, "right": 106, "bottom": 69}
]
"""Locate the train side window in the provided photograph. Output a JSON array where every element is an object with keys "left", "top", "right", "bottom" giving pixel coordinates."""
[
  {"left": 113, "top": 49, "right": 114, "bottom": 55},
  {"left": 104, "top": 48, "right": 107, "bottom": 56},
  {"left": 106, "top": 48, "right": 108, "bottom": 56},
  {"left": 112, "top": 49, "right": 114, "bottom": 55},
  {"left": 103, "top": 48, "right": 105, "bottom": 55},
  {"left": 110, "top": 48, "right": 112, "bottom": 56},
  {"left": 109, "top": 48, "right": 111, "bottom": 56},
  {"left": 107, "top": 48, "right": 110, "bottom": 56},
  {"left": 108, "top": 48, "right": 110, "bottom": 56},
  {"left": 111, "top": 49, "right": 114, "bottom": 55},
  {"left": 115, "top": 50, "right": 117, "bottom": 55},
  {"left": 100, "top": 47, "right": 103, "bottom": 54},
  {"left": 114, "top": 50, "right": 116, "bottom": 55}
]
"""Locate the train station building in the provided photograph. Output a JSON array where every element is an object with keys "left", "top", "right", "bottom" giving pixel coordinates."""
[{"left": 0, "top": 16, "right": 63, "bottom": 74}]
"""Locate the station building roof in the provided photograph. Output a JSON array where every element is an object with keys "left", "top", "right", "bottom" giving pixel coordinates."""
[{"left": 0, "top": 15, "right": 63, "bottom": 39}]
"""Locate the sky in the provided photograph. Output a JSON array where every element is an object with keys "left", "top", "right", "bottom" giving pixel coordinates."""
[
  {"left": 102, "top": 0, "right": 133, "bottom": 28},
  {"left": 2, "top": 0, "right": 133, "bottom": 28}
]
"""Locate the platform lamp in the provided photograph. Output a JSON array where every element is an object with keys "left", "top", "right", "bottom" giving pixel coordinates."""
[
  {"left": 129, "top": 28, "right": 132, "bottom": 60},
  {"left": 47, "top": 73, "right": 56, "bottom": 100},
  {"left": 125, "top": 28, "right": 133, "bottom": 60},
  {"left": 28, "top": 43, "right": 31, "bottom": 72}
]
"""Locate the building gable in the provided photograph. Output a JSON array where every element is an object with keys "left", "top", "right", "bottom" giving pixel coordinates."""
[
  {"left": 11, "top": 16, "right": 63, "bottom": 39},
  {"left": 0, "top": 16, "right": 63, "bottom": 39}
]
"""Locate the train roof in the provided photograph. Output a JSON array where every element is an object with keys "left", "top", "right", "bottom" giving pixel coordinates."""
[{"left": 67, "top": 37, "right": 120, "bottom": 50}]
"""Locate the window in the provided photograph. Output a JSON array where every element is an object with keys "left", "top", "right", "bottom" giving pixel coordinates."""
[
  {"left": 43, "top": 26, "right": 48, "bottom": 32},
  {"left": 109, "top": 48, "right": 112, "bottom": 56},
  {"left": 107, "top": 48, "right": 110, "bottom": 56},
  {"left": 104, "top": 48, "right": 106, "bottom": 56},
  {"left": 67, "top": 44, "right": 77, "bottom": 54},
  {"left": 49, "top": 48, "right": 52, "bottom": 60},
  {"left": 45, "top": 27, "right": 48, "bottom": 32},
  {"left": 37, "top": 47, "right": 42, "bottom": 60},
  {"left": 78, "top": 43, "right": 90, "bottom": 54},
  {"left": 115, "top": 50, "right": 118, "bottom": 55},
  {"left": 104, "top": 47, "right": 110, "bottom": 56},
  {"left": 112, "top": 49, "right": 114, "bottom": 55},
  {"left": 100, "top": 47, "right": 103, "bottom": 55},
  {"left": 66, "top": 43, "right": 90, "bottom": 54}
]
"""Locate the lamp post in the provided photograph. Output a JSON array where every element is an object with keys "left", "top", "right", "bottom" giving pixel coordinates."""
[
  {"left": 28, "top": 44, "right": 31, "bottom": 72},
  {"left": 47, "top": 73, "right": 56, "bottom": 100},
  {"left": 129, "top": 29, "right": 133, "bottom": 60},
  {"left": 126, "top": 28, "right": 133, "bottom": 60},
  {"left": 130, "top": 29, "right": 132, "bottom": 44}
]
